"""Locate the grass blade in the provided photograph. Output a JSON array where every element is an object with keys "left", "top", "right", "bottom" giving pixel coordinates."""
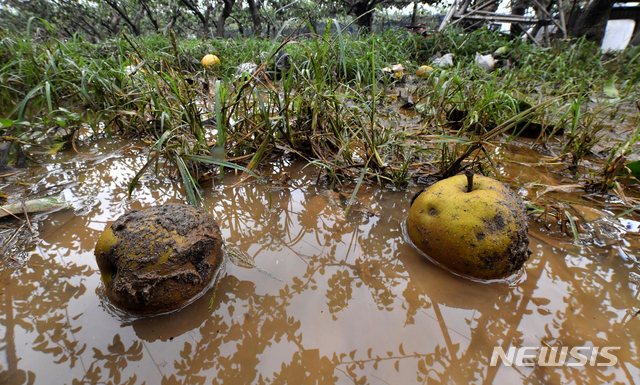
[
  {"left": 345, "top": 159, "right": 369, "bottom": 216},
  {"left": 564, "top": 210, "right": 580, "bottom": 244},
  {"left": 175, "top": 154, "right": 199, "bottom": 206},
  {"left": 128, "top": 157, "right": 152, "bottom": 198},
  {"left": 181, "top": 155, "right": 261, "bottom": 180}
]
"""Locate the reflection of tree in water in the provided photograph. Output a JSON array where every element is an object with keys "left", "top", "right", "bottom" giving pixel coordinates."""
[
  {"left": 166, "top": 276, "right": 308, "bottom": 384},
  {"left": 4, "top": 158, "right": 639, "bottom": 384},
  {"left": 215, "top": 181, "right": 400, "bottom": 317},
  {"left": 74, "top": 334, "right": 143, "bottom": 385},
  {"left": 138, "top": 181, "right": 441, "bottom": 383},
  {"left": 152, "top": 274, "right": 440, "bottom": 385},
  {"left": 519, "top": 239, "right": 639, "bottom": 384},
  {"left": 172, "top": 177, "right": 640, "bottom": 383},
  {"left": 0, "top": 147, "right": 143, "bottom": 385},
  {"left": 0, "top": 250, "right": 93, "bottom": 384}
]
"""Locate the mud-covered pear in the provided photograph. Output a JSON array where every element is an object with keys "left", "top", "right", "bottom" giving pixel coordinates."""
[
  {"left": 95, "top": 204, "right": 223, "bottom": 314},
  {"left": 406, "top": 171, "right": 531, "bottom": 280}
]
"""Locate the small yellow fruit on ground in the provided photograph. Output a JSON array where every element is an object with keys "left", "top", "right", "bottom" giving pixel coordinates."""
[
  {"left": 406, "top": 172, "right": 531, "bottom": 280},
  {"left": 416, "top": 65, "right": 434, "bottom": 78},
  {"left": 202, "top": 54, "right": 221, "bottom": 68}
]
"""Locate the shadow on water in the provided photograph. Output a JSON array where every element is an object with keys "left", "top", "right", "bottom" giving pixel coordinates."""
[{"left": 0, "top": 138, "right": 639, "bottom": 384}]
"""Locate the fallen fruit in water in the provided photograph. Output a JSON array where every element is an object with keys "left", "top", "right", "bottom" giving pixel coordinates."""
[
  {"left": 406, "top": 171, "right": 531, "bottom": 280},
  {"left": 95, "top": 204, "right": 223, "bottom": 314},
  {"left": 202, "top": 54, "right": 221, "bottom": 68}
]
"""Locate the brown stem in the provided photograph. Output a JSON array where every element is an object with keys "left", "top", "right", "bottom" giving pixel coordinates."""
[{"left": 465, "top": 169, "right": 474, "bottom": 192}]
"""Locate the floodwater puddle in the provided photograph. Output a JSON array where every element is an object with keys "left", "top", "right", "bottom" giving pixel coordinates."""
[{"left": 1, "top": 136, "right": 640, "bottom": 384}]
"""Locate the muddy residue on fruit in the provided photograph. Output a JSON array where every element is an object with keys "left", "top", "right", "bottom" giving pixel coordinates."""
[{"left": 95, "top": 203, "right": 223, "bottom": 314}]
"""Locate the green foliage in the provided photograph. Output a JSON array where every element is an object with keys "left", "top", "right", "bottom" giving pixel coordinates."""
[{"left": 1, "top": 27, "right": 639, "bottom": 205}]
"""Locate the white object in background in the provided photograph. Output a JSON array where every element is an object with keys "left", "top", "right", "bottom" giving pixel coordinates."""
[
  {"left": 475, "top": 52, "right": 495, "bottom": 71},
  {"left": 381, "top": 64, "right": 405, "bottom": 73},
  {"left": 432, "top": 53, "right": 454, "bottom": 67},
  {"left": 236, "top": 62, "right": 258, "bottom": 78},
  {"left": 602, "top": 19, "right": 636, "bottom": 52},
  {"left": 125, "top": 65, "right": 137, "bottom": 75}
]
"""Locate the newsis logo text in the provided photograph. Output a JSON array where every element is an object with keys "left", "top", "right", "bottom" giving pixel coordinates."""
[{"left": 490, "top": 346, "right": 620, "bottom": 367}]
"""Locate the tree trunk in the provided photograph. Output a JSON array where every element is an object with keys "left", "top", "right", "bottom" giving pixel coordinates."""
[
  {"left": 179, "top": 0, "right": 214, "bottom": 38},
  {"left": 230, "top": 15, "right": 244, "bottom": 37},
  {"left": 78, "top": 15, "right": 104, "bottom": 40},
  {"left": 161, "top": 6, "right": 182, "bottom": 33},
  {"left": 352, "top": 1, "right": 374, "bottom": 32},
  {"left": 204, "top": 2, "right": 215, "bottom": 38},
  {"left": 132, "top": 4, "right": 144, "bottom": 34},
  {"left": 411, "top": 2, "right": 418, "bottom": 26},
  {"left": 529, "top": 1, "right": 556, "bottom": 40},
  {"left": 569, "top": 0, "right": 615, "bottom": 42},
  {"left": 139, "top": 0, "right": 159, "bottom": 32},
  {"left": 216, "top": 0, "right": 235, "bottom": 38},
  {"left": 247, "top": 0, "right": 262, "bottom": 37},
  {"left": 103, "top": 0, "right": 141, "bottom": 35}
]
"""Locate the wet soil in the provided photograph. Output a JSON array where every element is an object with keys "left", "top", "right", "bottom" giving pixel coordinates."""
[{"left": 1, "top": 133, "right": 640, "bottom": 384}]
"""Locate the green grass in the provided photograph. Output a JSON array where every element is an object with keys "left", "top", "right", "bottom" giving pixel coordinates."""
[{"left": 1, "top": 24, "right": 639, "bottom": 207}]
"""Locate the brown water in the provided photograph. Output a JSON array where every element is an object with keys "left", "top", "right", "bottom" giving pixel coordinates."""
[{"left": 1, "top": 136, "right": 640, "bottom": 384}]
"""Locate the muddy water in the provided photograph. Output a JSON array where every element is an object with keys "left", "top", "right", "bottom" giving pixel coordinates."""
[{"left": 1, "top": 137, "right": 640, "bottom": 384}]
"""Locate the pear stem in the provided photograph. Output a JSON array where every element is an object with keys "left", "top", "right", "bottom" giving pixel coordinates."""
[{"left": 465, "top": 169, "right": 474, "bottom": 193}]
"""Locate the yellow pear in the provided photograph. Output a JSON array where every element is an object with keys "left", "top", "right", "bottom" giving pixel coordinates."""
[
  {"left": 407, "top": 172, "right": 531, "bottom": 280},
  {"left": 416, "top": 65, "right": 433, "bottom": 78},
  {"left": 202, "top": 54, "right": 221, "bottom": 68}
]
